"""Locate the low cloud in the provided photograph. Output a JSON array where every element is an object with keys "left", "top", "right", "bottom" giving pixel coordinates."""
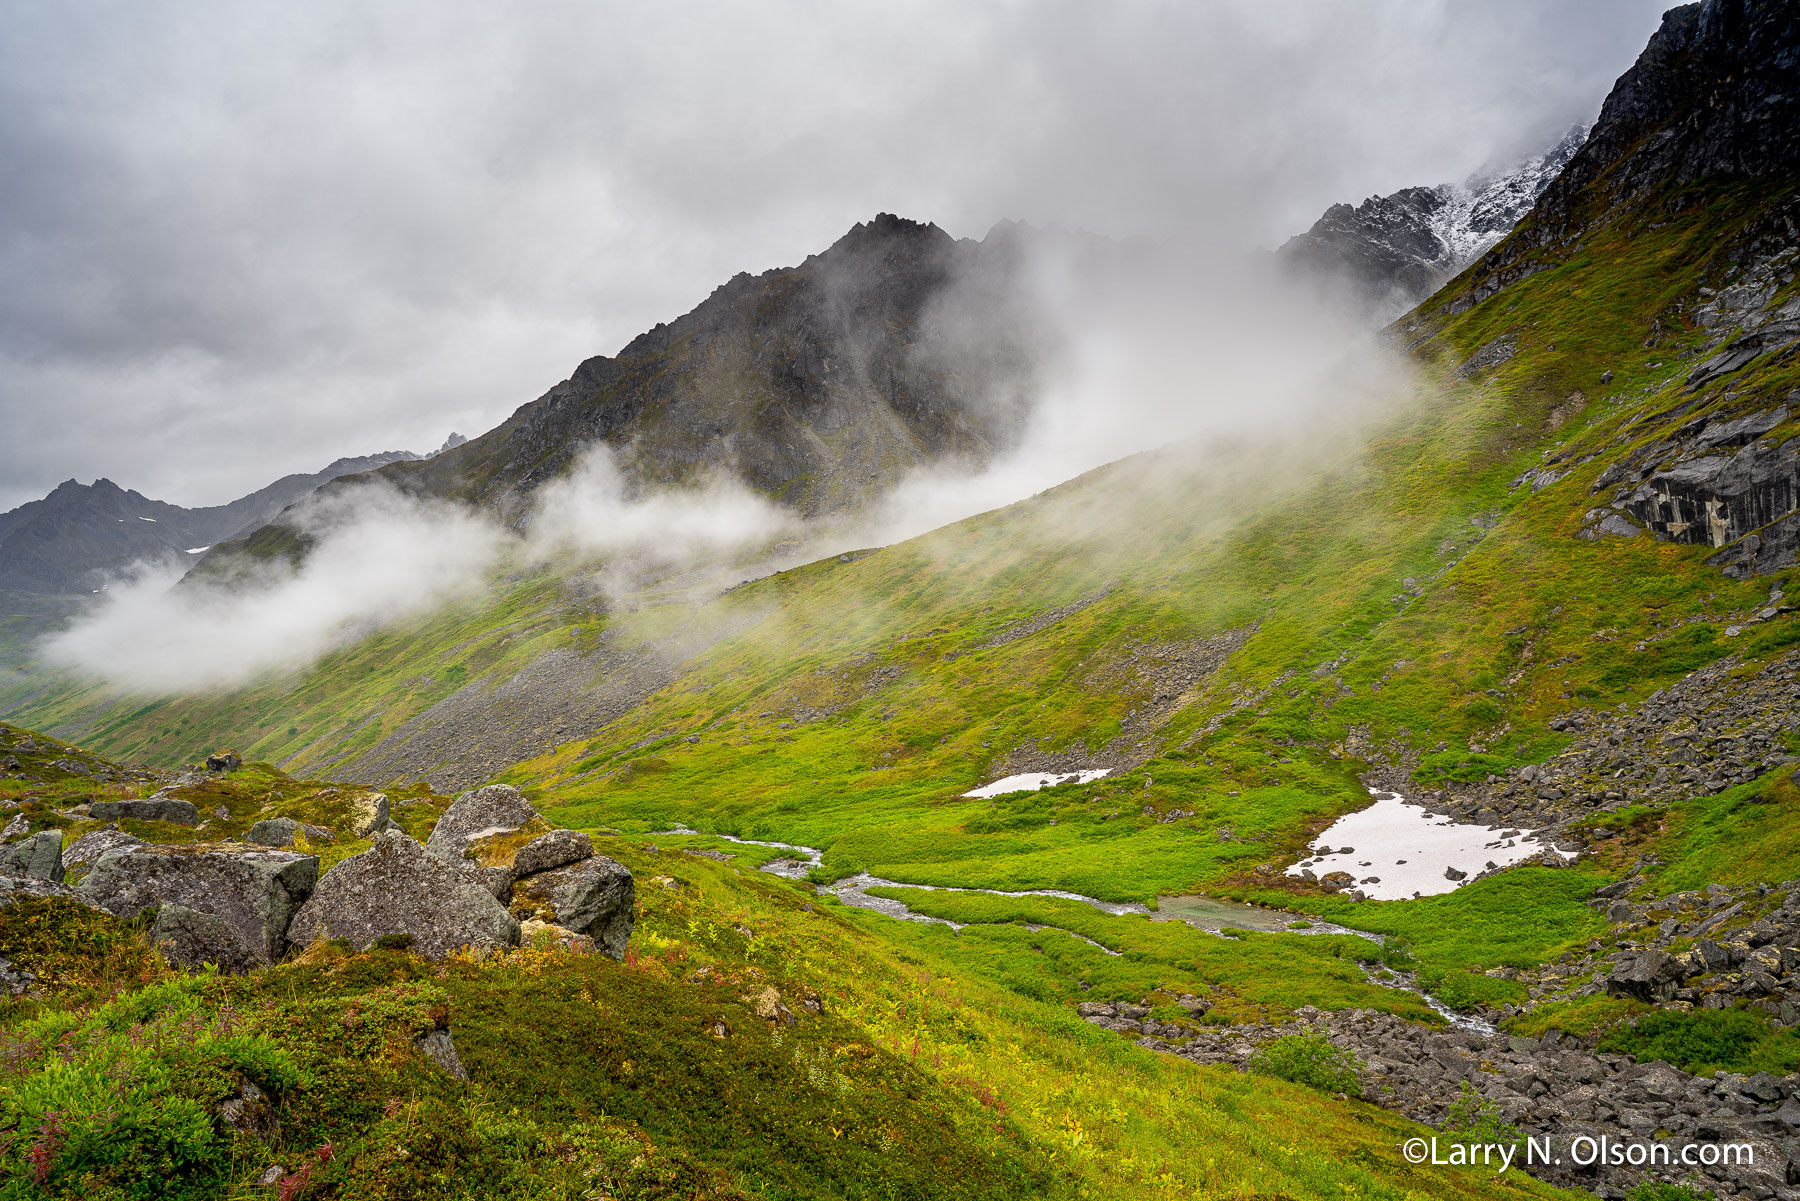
[{"left": 39, "top": 446, "right": 796, "bottom": 692}]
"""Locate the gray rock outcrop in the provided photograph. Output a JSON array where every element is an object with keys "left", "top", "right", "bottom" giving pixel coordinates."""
[
  {"left": 76, "top": 843, "right": 318, "bottom": 969},
  {"left": 425, "top": 784, "right": 540, "bottom": 862},
  {"left": 61, "top": 827, "right": 141, "bottom": 881},
  {"left": 510, "top": 855, "right": 635, "bottom": 960},
  {"left": 285, "top": 830, "right": 519, "bottom": 958},
  {"left": 511, "top": 829, "right": 592, "bottom": 879},
  {"left": 0, "top": 831, "right": 63, "bottom": 882},
  {"left": 88, "top": 798, "right": 201, "bottom": 827},
  {"left": 246, "top": 818, "right": 335, "bottom": 847},
  {"left": 415, "top": 1027, "right": 469, "bottom": 1080}
]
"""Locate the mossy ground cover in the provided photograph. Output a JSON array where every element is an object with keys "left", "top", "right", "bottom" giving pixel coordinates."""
[{"left": 0, "top": 834, "right": 1572, "bottom": 1201}]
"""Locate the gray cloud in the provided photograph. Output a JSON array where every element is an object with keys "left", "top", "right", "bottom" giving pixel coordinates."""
[{"left": 0, "top": 0, "right": 1670, "bottom": 512}]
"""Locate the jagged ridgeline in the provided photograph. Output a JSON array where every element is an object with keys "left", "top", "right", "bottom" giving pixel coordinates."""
[{"left": 5, "top": 0, "right": 1800, "bottom": 1197}]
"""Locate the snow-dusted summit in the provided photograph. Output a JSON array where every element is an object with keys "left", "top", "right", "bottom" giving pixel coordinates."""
[{"left": 1278, "top": 125, "right": 1589, "bottom": 324}]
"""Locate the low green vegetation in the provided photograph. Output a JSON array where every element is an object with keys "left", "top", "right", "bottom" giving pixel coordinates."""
[
  {"left": 1247, "top": 1032, "right": 1363, "bottom": 1098},
  {"left": 1596, "top": 1008, "right": 1800, "bottom": 1077}
]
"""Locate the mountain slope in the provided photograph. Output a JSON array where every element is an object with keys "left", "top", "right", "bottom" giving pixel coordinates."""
[{"left": 1278, "top": 125, "right": 1587, "bottom": 323}]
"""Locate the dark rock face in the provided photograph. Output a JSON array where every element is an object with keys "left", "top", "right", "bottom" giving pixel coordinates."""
[
  {"left": 1470, "top": 0, "right": 1800, "bottom": 302},
  {"left": 0, "top": 452, "right": 421, "bottom": 599},
  {"left": 152, "top": 902, "right": 261, "bottom": 974},
  {"left": 0, "top": 831, "right": 63, "bottom": 882},
  {"left": 88, "top": 798, "right": 201, "bottom": 827},
  {"left": 510, "top": 829, "right": 592, "bottom": 879},
  {"left": 285, "top": 830, "right": 519, "bottom": 958},
  {"left": 76, "top": 844, "right": 318, "bottom": 969},
  {"left": 511, "top": 855, "right": 635, "bottom": 960}
]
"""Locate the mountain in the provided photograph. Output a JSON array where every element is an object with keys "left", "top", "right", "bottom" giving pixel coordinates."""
[
  {"left": 1277, "top": 125, "right": 1588, "bottom": 323},
  {"left": 213, "top": 214, "right": 1053, "bottom": 570},
  {"left": 0, "top": 452, "right": 425, "bottom": 597},
  {"left": 7, "top": 4, "right": 1800, "bottom": 1198}
]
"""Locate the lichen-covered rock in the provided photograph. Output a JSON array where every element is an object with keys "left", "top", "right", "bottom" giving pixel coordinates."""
[
  {"left": 511, "top": 829, "right": 592, "bottom": 879},
  {"left": 285, "top": 830, "right": 519, "bottom": 958},
  {"left": 0, "top": 831, "right": 63, "bottom": 882},
  {"left": 88, "top": 798, "right": 201, "bottom": 827},
  {"left": 205, "top": 751, "right": 243, "bottom": 773},
  {"left": 353, "top": 792, "right": 395, "bottom": 837},
  {"left": 415, "top": 1027, "right": 469, "bottom": 1080},
  {"left": 0, "top": 874, "right": 99, "bottom": 908},
  {"left": 510, "top": 855, "right": 634, "bottom": 960},
  {"left": 246, "top": 818, "right": 335, "bottom": 848},
  {"left": 61, "top": 827, "right": 142, "bottom": 882},
  {"left": 152, "top": 902, "right": 261, "bottom": 974},
  {"left": 426, "top": 784, "right": 541, "bottom": 863},
  {"left": 76, "top": 843, "right": 318, "bottom": 968}
]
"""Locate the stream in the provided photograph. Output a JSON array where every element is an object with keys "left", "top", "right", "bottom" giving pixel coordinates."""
[{"left": 656, "top": 824, "right": 1496, "bottom": 1032}]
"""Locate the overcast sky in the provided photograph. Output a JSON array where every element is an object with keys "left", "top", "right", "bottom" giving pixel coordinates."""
[{"left": 0, "top": 0, "right": 1673, "bottom": 513}]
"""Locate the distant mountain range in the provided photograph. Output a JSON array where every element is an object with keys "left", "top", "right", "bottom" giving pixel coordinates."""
[
  {"left": 1277, "top": 125, "right": 1589, "bottom": 324},
  {"left": 0, "top": 452, "right": 432, "bottom": 599}
]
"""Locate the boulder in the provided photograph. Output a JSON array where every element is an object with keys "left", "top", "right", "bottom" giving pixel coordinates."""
[
  {"left": 0, "top": 815, "right": 26, "bottom": 840},
  {"left": 426, "top": 784, "right": 541, "bottom": 863},
  {"left": 510, "top": 855, "right": 634, "bottom": 960},
  {"left": 61, "top": 827, "right": 142, "bottom": 881},
  {"left": 246, "top": 818, "right": 336, "bottom": 848},
  {"left": 1606, "top": 948, "right": 1684, "bottom": 1001},
  {"left": 353, "top": 792, "right": 395, "bottom": 837},
  {"left": 285, "top": 830, "right": 520, "bottom": 959},
  {"left": 88, "top": 798, "right": 201, "bottom": 827},
  {"left": 206, "top": 751, "right": 242, "bottom": 773},
  {"left": 511, "top": 829, "right": 593, "bottom": 879},
  {"left": 152, "top": 903, "right": 262, "bottom": 974},
  {"left": 0, "top": 831, "right": 63, "bottom": 882},
  {"left": 77, "top": 843, "right": 318, "bottom": 969},
  {"left": 0, "top": 874, "right": 102, "bottom": 909}
]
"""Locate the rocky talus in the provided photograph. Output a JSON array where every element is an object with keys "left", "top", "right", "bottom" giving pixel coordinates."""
[{"left": 1083, "top": 998, "right": 1799, "bottom": 1200}]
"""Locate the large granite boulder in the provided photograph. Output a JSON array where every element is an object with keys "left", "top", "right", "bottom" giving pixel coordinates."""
[
  {"left": 286, "top": 830, "right": 519, "bottom": 958},
  {"left": 0, "top": 831, "right": 63, "bottom": 882},
  {"left": 76, "top": 843, "right": 318, "bottom": 970},
  {"left": 425, "top": 784, "right": 546, "bottom": 898},
  {"left": 510, "top": 855, "right": 634, "bottom": 960},
  {"left": 61, "top": 828, "right": 142, "bottom": 882},
  {"left": 246, "top": 818, "right": 335, "bottom": 848},
  {"left": 152, "top": 903, "right": 261, "bottom": 974},
  {"left": 88, "top": 798, "right": 200, "bottom": 827},
  {"left": 426, "top": 784, "right": 541, "bottom": 861},
  {"left": 511, "top": 829, "right": 592, "bottom": 879}
]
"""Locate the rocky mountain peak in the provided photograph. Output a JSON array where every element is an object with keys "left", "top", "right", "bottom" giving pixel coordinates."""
[{"left": 1277, "top": 125, "right": 1588, "bottom": 324}]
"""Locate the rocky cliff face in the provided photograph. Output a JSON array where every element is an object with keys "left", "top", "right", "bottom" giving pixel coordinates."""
[
  {"left": 1428, "top": 0, "right": 1800, "bottom": 581},
  {"left": 302, "top": 214, "right": 1050, "bottom": 526},
  {"left": 1276, "top": 126, "right": 1586, "bottom": 324}
]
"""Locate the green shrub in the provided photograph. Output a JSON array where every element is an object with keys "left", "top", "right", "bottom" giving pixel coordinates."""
[
  {"left": 1441, "top": 1081, "right": 1522, "bottom": 1149},
  {"left": 1625, "top": 1182, "right": 1711, "bottom": 1201},
  {"left": 1598, "top": 1007, "right": 1800, "bottom": 1075},
  {"left": 1247, "top": 1032, "right": 1362, "bottom": 1097}
]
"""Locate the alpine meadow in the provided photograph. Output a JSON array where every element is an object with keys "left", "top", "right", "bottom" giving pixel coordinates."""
[{"left": 3, "top": 3, "right": 1800, "bottom": 1199}]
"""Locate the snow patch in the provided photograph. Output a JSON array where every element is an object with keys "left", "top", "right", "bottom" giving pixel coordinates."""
[
  {"left": 185, "top": 546, "right": 209, "bottom": 554},
  {"left": 962, "top": 770, "right": 1110, "bottom": 799},
  {"left": 1287, "top": 790, "right": 1575, "bottom": 901}
]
